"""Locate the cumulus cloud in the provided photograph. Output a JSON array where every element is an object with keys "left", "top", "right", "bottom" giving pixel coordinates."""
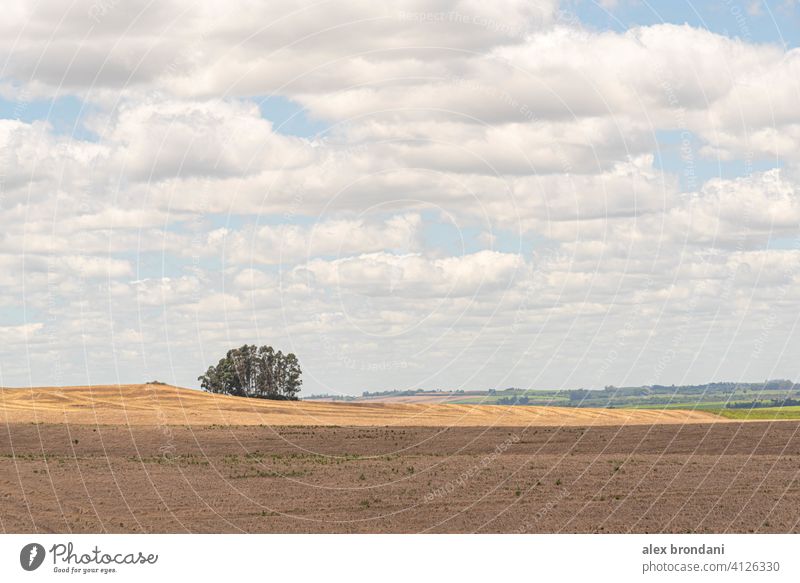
[
  {"left": 0, "top": 0, "right": 558, "bottom": 96},
  {"left": 0, "top": 323, "right": 44, "bottom": 345},
  {"left": 302, "top": 249, "right": 524, "bottom": 298},
  {"left": 61, "top": 255, "right": 133, "bottom": 278},
  {"left": 104, "top": 100, "right": 310, "bottom": 180},
  {"left": 674, "top": 169, "right": 800, "bottom": 245},
  {"left": 215, "top": 213, "right": 423, "bottom": 265}
]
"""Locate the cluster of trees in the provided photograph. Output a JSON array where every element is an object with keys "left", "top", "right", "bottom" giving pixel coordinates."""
[
  {"left": 497, "top": 395, "right": 529, "bottom": 405},
  {"left": 198, "top": 344, "right": 302, "bottom": 400},
  {"left": 569, "top": 389, "right": 592, "bottom": 401}
]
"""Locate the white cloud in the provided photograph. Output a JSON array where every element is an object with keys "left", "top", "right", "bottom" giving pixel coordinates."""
[
  {"left": 102, "top": 100, "right": 310, "bottom": 180},
  {"left": 0, "top": 0, "right": 558, "bottom": 96},
  {"left": 302, "top": 250, "right": 524, "bottom": 298},
  {"left": 0, "top": 323, "right": 44, "bottom": 345},
  {"left": 216, "top": 213, "right": 422, "bottom": 265},
  {"left": 2, "top": 2, "right": 800, "bottom": 392},
  {"left": 130, "top": 277, "right": 203, "bottom": 306},
  {"left": 61, "top": 255, "right": 133, "bottom": 278}
]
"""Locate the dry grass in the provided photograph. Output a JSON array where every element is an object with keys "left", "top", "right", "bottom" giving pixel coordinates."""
[{"left": 0, "top": 384, "right": 730, "bottom": 427}]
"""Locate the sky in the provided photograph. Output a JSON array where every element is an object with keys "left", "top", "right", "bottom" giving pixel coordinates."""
[{"left": 1, "top": 0, "right": 799, "bottom": 395}]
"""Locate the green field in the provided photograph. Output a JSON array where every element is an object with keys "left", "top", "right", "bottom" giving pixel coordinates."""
[
  {"left": 625, "top": 401, "right": 732, "bottom": 410},
  {"left": 709, "top": 406, "right": 800, "bottom": 420}
]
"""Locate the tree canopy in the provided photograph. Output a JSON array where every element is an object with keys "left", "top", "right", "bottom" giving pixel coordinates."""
[{"left": 198, "top": 344, "right": 302, "bottom": 400}]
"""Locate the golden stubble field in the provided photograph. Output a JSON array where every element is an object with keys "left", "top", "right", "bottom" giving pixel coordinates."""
[{"left": 0, "top": 384, "right": 728, "bottom": 427}]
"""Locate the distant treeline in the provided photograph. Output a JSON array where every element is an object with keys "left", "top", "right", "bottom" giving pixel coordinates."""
[
  {"left": 361, "top": 388, "right": 468, "bottom": 398},
  {"left": 307, "top": 380, "right": 800, "bottom": 408},
  {"left": 304, "top": 394, "right": 357, "bottom": 401},
  {"left": 726, "top": 398, "right": 800, "bottom": 409},
  {"left": 594, "top": 379, "right": 797, "bottom": 397}
]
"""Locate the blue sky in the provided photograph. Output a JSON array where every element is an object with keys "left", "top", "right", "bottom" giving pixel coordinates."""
[{"left": 569, "top": 0, "right": 800, "bottom": 47}]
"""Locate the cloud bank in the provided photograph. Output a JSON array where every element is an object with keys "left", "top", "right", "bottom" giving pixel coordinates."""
[{"left": 1, "top": 0, "right": 798, "bottom": 393}]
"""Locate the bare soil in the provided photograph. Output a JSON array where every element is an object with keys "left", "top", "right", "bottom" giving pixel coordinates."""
[{"left": 2, "top": 421, "right": 799, "bottom": 533}]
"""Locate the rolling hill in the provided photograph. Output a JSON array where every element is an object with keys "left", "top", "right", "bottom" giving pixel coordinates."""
[{"left": 0, "top": 384, "right": 730, "bottom": 427}]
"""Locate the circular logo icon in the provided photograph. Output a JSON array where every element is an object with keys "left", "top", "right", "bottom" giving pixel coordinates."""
[{"left": 20, "top": 543, "right": 46, "bottom": 571}]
